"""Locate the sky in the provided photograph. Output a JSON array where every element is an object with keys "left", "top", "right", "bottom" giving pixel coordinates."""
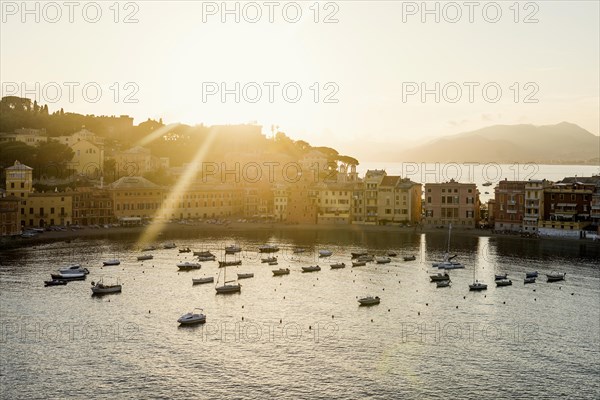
[{"left": 1, "top": 1, "right": 599, "bottom": 159}]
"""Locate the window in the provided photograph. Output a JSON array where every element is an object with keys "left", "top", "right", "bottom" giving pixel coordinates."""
[{"left": 427, "top": 196, "right": 431, "bottom": 204}]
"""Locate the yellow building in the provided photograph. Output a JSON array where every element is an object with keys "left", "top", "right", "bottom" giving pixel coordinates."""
[
  {"left": 316, "top": 182, "right": 353, "bottom": 224},
  {"left": 162, "top": 182, "right": 244, "bottom": 220},
  {"left": 25, "top": 192, "right": 73, "bottom": 227},
  {"left": 109, "top": 176, "right": 164, "bottom": 221},
  {"left": 0, "top": 196, "right": 21, "bottom": 236},
  {"left": 70, "top": 139, "right": 103, "bottom": 177},
  {"left": 5, "top": 160, "right": 33, "bottom": 199}
]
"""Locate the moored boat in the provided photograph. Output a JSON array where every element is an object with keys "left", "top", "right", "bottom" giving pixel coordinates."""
[
  {"left": 268, "top": 261, "right": 278, "bottom": 266},
  {"left": 496, "top": 279, "right": 512, "bottom": 286},
  {"left": 177, "top": 308, "right": 206, "bottom": 325},
  {"left": 351, "top": 251, "right": 368, "bottom": 258},
  {"left": 218, "top": 260, "right": 242, "bottom": 267},
  {"left": 430, "top": 272, "right": 450, "bottom": 282},
  {"left": 358, "top": 296, "right": 380, "bottom": 306},
  {"left": 259, "top": 244, "right": 279, "bottom": 253},
  {"left": 192, "top": 276, "right": 214, "bottom": 285},
  {"left": 163, "top": 242, "right": 177, "bottom": 249},
  {"left": 91, "top": 279, "right": 122, "bottom": 294},
  {"left": 179, "top": 247, "right": 191, "bottom": 253},
  {"left": 357, "top": 255, "right": 374, "bottom": 262},
  {"left": 495, "top": 273, "right": 508, "bottom": 280},
  {"left": 261, "top": 256, "right": 277, "bottom": 263},
  {"left": 546, "top": 272, "right": 566, "bottom": 282},
  {"left": 526, "top": 271, "right": 539, "bottom": 278},
  {"left": 272, "top": 268, "right": 290, "bottom": 276},
  {"left": 177, "top": 262, "right": 202, "bottom": 270},
  {"left": 137, "top": 254, "right": 153, "bottom": 261},
  {"left": 436, "top": 280, "right": 451, "bottom": 288},
  {"left": 102, "top": 259, "right": 121, "bottom": 266},
  {"left": 58, "top": 265, "right": 89, "bottom": 275},
  {"left": 302, "top": 265, "right": 321, "bottom": 273},
  {"left": 319, "top": 250, "right": 333, "bottom": 257},
  {"left": 237, "top": 273, "right": 254, "bottom": 279},
  {"left": 403, "top": 255, "right": 416, "bottom": 261},
  {"left": 352, "top": 261, "right": 367, "bottom": 267},
  {"left": 330, "top": 262, "right": 346, "bottom": 269},
  {"left": 194, "top": 251, "right": 215, "bottom": 257},
  {"left": 469, "top": 281, "right": 488, "bottom": 291},
  {"left": 375, "top": 256, "right": 391, "bottom": 264},
  {"left": 524, "top": 277, "right": 536, "bottom": 284},
  {"left": 51, "top": 272, "right": 86, "bottom": 281},
  {"left": 225, "top": 245, "right": 242, "bottom": 254},
  {"left": 44, "top": 279, "right": 68, "bottom": 287}
]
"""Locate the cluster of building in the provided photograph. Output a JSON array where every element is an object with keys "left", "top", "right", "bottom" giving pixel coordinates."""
[
  {"left": 0, "top": 126, "right": 598, "bottom": 241},
  {"left": 489, "top": 177, "right": 600, "bottom": 239}
]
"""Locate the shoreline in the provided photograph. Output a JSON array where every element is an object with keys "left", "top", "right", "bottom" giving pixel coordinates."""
[{"left": 2, "top": 221, "right": 598, "bottom": 251}]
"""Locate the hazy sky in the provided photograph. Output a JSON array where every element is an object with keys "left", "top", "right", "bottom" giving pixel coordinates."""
[{"left": 1, "top": 1, "right": 598, "bottom": 158}]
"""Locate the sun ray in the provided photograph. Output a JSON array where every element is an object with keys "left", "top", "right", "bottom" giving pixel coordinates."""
[{"left": 135, "top": 126, "right": 220, "bottom": 247}]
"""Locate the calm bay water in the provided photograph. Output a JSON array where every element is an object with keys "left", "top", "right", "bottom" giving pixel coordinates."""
[{"left": 1, "top": 229, "right": 599, "bottom": 399}]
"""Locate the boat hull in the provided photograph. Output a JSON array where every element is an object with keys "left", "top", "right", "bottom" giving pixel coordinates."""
[{"left": 216, "top": 284, "right": 241, "bottom": 294}]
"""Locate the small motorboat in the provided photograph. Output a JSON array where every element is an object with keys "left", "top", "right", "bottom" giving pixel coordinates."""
[
  {"left": 430, "top": 273, "right": 450, "bottom": 282},
  {"left": 524, "top": 277, "right": 536, "bottom": 284},
  {"left": 434, "top": 261, "right": 465, "bottom": 269},
  {"left": 179, "top": 247, "right": 191, "bottom": 253},
  {"left": 261, "top": 256, "right": 277, "bottom": 263},
  {"left": 268, "top": 261, "right": 278, "bottom": 266},
  {"left": 546, "top": 272, "right": 566, "bottom": 282},
  {"left": 44, "top": 279, "right": 67, "bottom": 287},
  {"left": 237, "top": 273, "right": 254, "bottom": 280},
  {"left": 469, "top": 281, "right": 488, "bottom": 291},
  {"left": 319, "top": 250, "right": 333, "bottom": 257},
  {"left": 51, "top": 272, "right": 86, "bottom": 281},
  {"left": 177, "top": 308, "right": 206, "bottom": 325},
  {"left": 375, "top": 257, "right": 391, "bottom": 264},
  {"left": 91, "top": 279, "right": 122, "bottom": 294},
  {"left": 436, "top": 280, "right": 451, "bottom": 288},
  {"left": 102, "top": 259, "right": 121, "bottom": 266},
  {"left": 496, "top": 279, "right": 513, "bottom": 287},
  {"left": 495, "top": 274, "right": 508, "bottom": 280},
  {"left": 58, "top": 265, "right": 89, "bottom": 275},
  {"left": 272, "top": 268, "right": 290, "bottom": 276},
  {"left": 526, "top": 271, "right": 539, "bottom": 278},
  {"left": 357, "top": 255, "right": 374, "bottom": 262},
  {"left": 330, "top": 262, "right": 346, "bottom": 269},
  {"left": 358, "top": 296, "right": 380, "bottom": 306},
  {"left": 215, "top": 283, "right": 241, "bottom": 294},
  {"left": 225, "top": 245, "right": 242, "bottom": 254},
  {"left": 192, "top": 277, "right": 214, "bottom": 285},
  {"left": 163, "top": 242, "right": 177, "bottom": 249},
  {"left": 177, "top": 262, "right": 202, "bottom": 270},
  {"left": 293, "top": 248, "right": 307, "bottom": 254},
  {"left": 403, "top": 255, "right": 416, "bottom": 261},
  {"left": 197, "top": 255, "right": 216, "bottom": 262},
  {"left": 137, "top": 254, "right": 153, "bottom": 261},
  {"left": 259, "top": 245, "right": 279, "bottom": 253},
  {"left": 352, "top": 261, "right": 367, "bottom": 267},
  {"left": 351, "top": 251, "right": 368, "bottom": 258},
  {"left": 483, "top": 181, "right": 492, "bottom": 187},
  {"left": 218, "top": 260, "right": 242, "bottom": 267},
  {"left": 302, "top": 265, "right": 321, "bottom": 273},
  {"left": 387, "top": 252, "right": 397, "bottom": 257}
]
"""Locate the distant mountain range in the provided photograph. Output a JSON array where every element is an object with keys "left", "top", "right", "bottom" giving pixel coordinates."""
[{"left": 393, "top": 122, "right": 599, "bottom": 164}]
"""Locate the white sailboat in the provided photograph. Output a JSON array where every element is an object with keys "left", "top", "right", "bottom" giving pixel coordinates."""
[
  {"left": 469, "top": 264, "right": 487, "bottom": 291},
  {"left": 215, "top": 259, "right": 241, "bottom": 294},
  {"left": 433, "top": 224, "right": 464, "bottom": 269}
]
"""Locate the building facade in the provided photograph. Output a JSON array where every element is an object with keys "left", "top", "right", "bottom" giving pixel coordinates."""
[
  {"left": 494, "top": 180, "right": 526, "bottom": 232},
  {"left": 0, "top": 196, "right": 21, "bottom": 236},
  {"left": 72, "top": 187, "right": 115, "bottom": 226},
  {"left": 424, "top": 180, "right": 479, "bottom": 228}
]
